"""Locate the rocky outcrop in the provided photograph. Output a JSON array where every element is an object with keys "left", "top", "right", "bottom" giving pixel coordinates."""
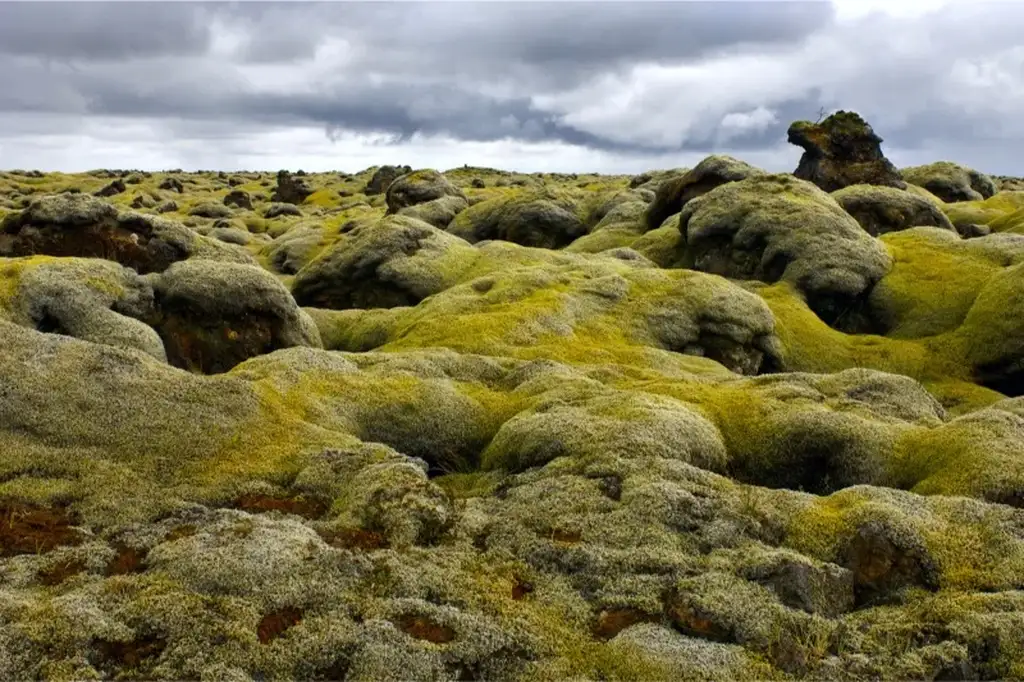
[
  {"left": 365, "top": 164, "right": 412, "bottom": 195},
  {"left": 788, "top": 111, "right": 906, "bottom": 192},
  {"left": 271, "top": 170, "right": 314, "bottom": 205}
]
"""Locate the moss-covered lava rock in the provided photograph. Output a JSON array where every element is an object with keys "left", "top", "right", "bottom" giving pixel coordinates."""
[
  {"left": 788, "top": 111, "right": 907, "bottom": 192},
  {"left": 902, "top": 161, "right": 999, "bottom": 203}
]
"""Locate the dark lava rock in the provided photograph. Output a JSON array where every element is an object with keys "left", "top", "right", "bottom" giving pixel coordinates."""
[
  {"left": 788, "top": 110, "right": 906, "bottom": 192},
  {"left": 271, "top": 170, "right": 313, "bottom": 205}
]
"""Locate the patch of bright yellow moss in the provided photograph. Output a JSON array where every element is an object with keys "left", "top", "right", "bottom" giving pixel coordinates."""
[
  {"left": 872, "top": 230, "right": 999, "bottom": 338},
  {"left": 303, "top": 188, "right": 342, "bottom": 209},
  {"left": 757, "top": 282, "right": 960, "bottom": 379},
  {"left": 943, "top": 191, "right": 1024, "bottom": 234}
]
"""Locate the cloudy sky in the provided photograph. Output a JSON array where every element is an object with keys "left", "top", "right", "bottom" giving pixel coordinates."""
[{"left": 0, "top": 0, "right": 1022, "bottom": 175}]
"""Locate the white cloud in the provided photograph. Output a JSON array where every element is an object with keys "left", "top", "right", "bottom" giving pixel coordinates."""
[{"left": 718, "top": 106, "right": 779, "bottom": 141}]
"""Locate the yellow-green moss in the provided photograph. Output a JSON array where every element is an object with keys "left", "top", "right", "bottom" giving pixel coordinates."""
[
  {"left": 943, "top": 191, "right": 1024, "bottom": 234},
  {"left": 757, "top": 282, "right": 961, "bottom": 380},
  {"left": 871, "top": 230, "right": 999, "bottom": 338}
]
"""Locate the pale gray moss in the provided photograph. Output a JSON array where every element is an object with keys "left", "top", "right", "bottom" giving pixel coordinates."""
[{"left": 679, "top": 173, "right": 893, "bottom": 328}]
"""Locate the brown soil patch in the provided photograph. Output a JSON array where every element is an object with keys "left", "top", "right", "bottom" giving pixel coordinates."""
[{"left": 0, "top": 502, "right": 83, "bottom": 557}]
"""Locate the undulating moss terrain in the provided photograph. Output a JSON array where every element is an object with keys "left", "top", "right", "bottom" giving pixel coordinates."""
[{"left": 4, "top": 112, "right": 1024, "bottom": 680}]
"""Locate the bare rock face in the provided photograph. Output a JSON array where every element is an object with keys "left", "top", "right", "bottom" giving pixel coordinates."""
[
  {"left": 788, "top": 111, "right": 906, "bottom": 192},
  {"left": 271, "top": 170, "right": 314, "bottom": 205}
]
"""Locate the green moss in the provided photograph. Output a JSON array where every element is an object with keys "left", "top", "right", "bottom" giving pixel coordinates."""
[
  {"left": 871, "top": 229, "right": 999, "bottom": 338},
  {"left": 943, "top": 191, "right": 1024, "bottom": 233},
  {"left": 303, "top": 188, "right": 341, "bottom": 209},
  {"left": 432, "top": 471, "right": 504, "bottom": 499},
  {"left": 756, "top": 282, "right": 959, "bottom": 380}
]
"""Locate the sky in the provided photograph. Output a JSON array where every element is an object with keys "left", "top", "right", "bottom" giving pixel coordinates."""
[{"left": 0, "top": 0, "right": 1022, "bottom": 175}]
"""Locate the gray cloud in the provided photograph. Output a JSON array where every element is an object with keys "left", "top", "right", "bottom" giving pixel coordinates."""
[
  {"left": 0, "top": 1, "right": 1022, "bottom": 173},
  {"left": 0, "top": 2, "right": 214, "bottom": 60}
]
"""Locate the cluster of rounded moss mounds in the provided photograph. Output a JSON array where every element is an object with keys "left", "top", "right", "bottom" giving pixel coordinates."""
[{"left": 6, "top": 113, "right": 1024, "bottom": 680}]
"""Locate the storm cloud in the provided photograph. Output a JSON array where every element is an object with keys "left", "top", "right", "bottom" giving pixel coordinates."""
[{"left": 0, "top": 0, "right": 1021, "bottom": 174}]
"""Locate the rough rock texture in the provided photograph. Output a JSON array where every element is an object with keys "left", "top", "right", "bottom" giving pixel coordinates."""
[
  {"left": 385, "top": 169, "right": 467, "bottom": 215},
  {"left": 271, "top": 170, "right": 314, "bottom": 205},
  {"left": 902, "top": 161, "right": 999, "bottom": 203},
  {"left": 832, "top": 184, "right": 957, "bottom": 236},
  {"left": 0, "top": 193, "right": 255, "bottom": 273},
  {"left": 148, "top": 260, "right": 322, "bottom": 373},
  {"left": 678, "top": 174, "right": 892, "bottom": 328},
  {"left": 448, "top": 187, "right": 590, "bottom": 248},
  {"left": 788, "top": 111, "right": 907, "bottom": 192},
  {"left": 365, "top": 165, "right": 412, "bottom": 195},
  {"left": 644, "top": 155, "right": 764, "bottom": 231}
]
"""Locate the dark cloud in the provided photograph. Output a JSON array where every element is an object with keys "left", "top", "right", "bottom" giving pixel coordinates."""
[{"left": 0, "top": 2, "right": 214, "bottom": 60}]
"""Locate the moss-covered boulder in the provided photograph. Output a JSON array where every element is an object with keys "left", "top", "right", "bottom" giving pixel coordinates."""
[
  {"left": 93, "top": 178, "right": 126, "bottom": 197},
  {"left": 481, "top": 390, "right": 728, "bottom": 474},
  {"left": 270, "top": 170, "right": 313, "bottom": 205},
  {"left": 158, "top": 176, "right": 184, "bottom": 193},
  {"left": 902, "top": 161, "right": 998, "bottom": 203},
  {"left": 354, "top": 258, "right": 782, "bottom": 376},
  {"left": 188, "top": 201, "right": 234, "bottom": 220},
  {"left": 395, "top": 193, "right": 469, "bottom": 229},
  {"left": 788, "top": 110, "right": 906, "bottom": 192},
  {"left": 447, "top": 187, "right": 589, "bottom": 248},
  {"left": 223, "top": 189, "right": 253, "bottom": 210},
  {"left": 364, "top": 164, "right": 412, "bottom": 196},
  {"left": 385, "top": 169, "right": 466, "bottom": 215},
  {"left": 644, "top": 155, "right": 764, "bottom": 231},
  {"left": 149, "top": 260, "right": 322, "bottom": 373},
  {"left": 291, "top": 215, "right": 479, "bottom": 310},
  {"left": 0, "top": 193, "right": 255, "bottom": 273},
  {"left": 264, "top": 202, "right": 303, "bottom": 219},
  {"left": 951, "top": 261, "right": 1024, "bottom": 395},
  {"left": 832, "top": 183, "right": 956, "bottom": 236},
  {"left": 678, "top": 174, "right": 892, "bottom": 327},
  {"left": 264, "top": 226, "right": 324, "bottom": 275},
  {"left": 865, "top": 227, "right": 1024, "bottom": 339},
  {"left": 0, "top": 257, "right": 166, "bottom": 361}
]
